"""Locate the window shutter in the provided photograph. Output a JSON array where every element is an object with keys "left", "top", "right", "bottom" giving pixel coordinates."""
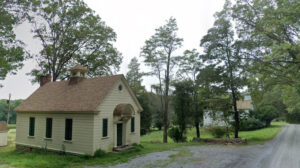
[
  {"left": 46, "top": 118, "right": 52, "bottom": 138},
  {"left": 29, "top": 117, "right": 35, "bottom": 136},
  {"left": 65, "top": 119, "right": 72, "bottom": 140},
  {"left": 103, "top": 119, "right": 108, "bottom": 137},
  {"left": 131, "top": 117, "right": 135, "bottom": 132}
]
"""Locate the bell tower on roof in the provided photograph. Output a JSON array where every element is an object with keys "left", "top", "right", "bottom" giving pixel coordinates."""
[{"left": 69, "top": 64, "right": 88, "bottom": 78}]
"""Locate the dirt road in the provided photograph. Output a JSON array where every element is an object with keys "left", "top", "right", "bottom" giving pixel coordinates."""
[
  {"left": 87, "top": 124, "right": 300, "bottom": 168},
  {"left": 255, "top": 124, "right": 300, "bottom": 168}
]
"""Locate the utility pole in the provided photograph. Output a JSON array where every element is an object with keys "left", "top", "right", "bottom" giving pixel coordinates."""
[{"left": 7, "top": 93, "right": 11, "bottom": 125}]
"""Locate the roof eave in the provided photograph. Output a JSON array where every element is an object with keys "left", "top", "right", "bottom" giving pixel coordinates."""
[
  {"left": 15, "top": 110, "right": 100, "bottom": 114},
  {"left": 120, "top": 76, "right": 144, "bottom": 112}
]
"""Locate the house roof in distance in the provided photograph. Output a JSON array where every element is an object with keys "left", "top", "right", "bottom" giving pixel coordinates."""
[
  {"left": 0, "top": 122, "right": 8, "bottom": 132},
  {"left": 236, "top": 100, "right": 252, "bottom": 110},
  {"left": 15, "top": 74, "right": 125, "bottom": 112}
]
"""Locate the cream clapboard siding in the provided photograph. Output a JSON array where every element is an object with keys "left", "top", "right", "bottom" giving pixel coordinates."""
[
  {"left": 16, "top": 112, "right": 95, "bottom": 155},
  {"left": 93, "top": 79, "right": 141, "bottom": 152}
]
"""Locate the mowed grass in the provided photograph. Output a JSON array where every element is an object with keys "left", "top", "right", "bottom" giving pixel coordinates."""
[
  {"left": 142, "top": 122, "right": 287, "bottom": 144},
  {"left": 7, "top": 124, "right": 16, "bottom": 129},
  {"left": 0, "top": 122, "right": 286, "bottom": 168},
  {"left": 141, "top": 128, "right": 214, "bottom": 143},
  {"left": 239, "top": 121, "right": 287, "bottom": 145}
]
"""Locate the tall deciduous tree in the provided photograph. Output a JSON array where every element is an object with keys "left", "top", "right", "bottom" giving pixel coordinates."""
[
  {"left": 200, "top": 2, "right": 246, "bottom": 138},
  {"left": 141, "top": 17, "right": 183, "bottom": 143},
  {"left": 233, "top": 0, "right": 300, "bottom": 121},
  {"left": 232, "top": 0, "right": 300, "bottom": 85},
  {"left": 27, "top": 0, "right": 122, "bottom": 82},
  {"left": 177, "top": 49, "right": 204, "bottom": 138},
  {"left": 0, "top": 1, "right": 27, "bottom": 86}
]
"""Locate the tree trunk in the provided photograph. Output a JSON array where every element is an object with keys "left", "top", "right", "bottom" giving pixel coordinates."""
[
  {"left": 158, "top": 69, "right": 164, "bottom": 112},
  {"left": 163, "top": 97, "right": 168, "bottom": 143},
  {"left": 232, "top": 90, "right": 239, "bottom": 138},
  {"left": 266, "top": 120, "right": 271, "bottom": 127},
  {"left": 158, "top": 126, "right": 162, "bottom": 130},
  {"left": 195, "top": 121, "right": 200, "bottom": 138},
  {"left": 228, "top": 72, "right": 239, "bottom": 138},
  {"left": 163, "top": 52, "right": 171, "bottom": 143},
  {"left": 194, "top": 91, "right": 201, "bottom": 138},
  {"left": 226, "top": 50, "right": 239, "bottom": 139}
]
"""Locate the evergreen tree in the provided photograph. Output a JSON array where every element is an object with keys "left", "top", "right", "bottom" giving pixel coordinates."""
[{"left": 126, "top": 57, "right": 151, "bottom": 135}]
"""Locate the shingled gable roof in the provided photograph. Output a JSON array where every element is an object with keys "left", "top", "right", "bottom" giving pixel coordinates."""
[{"left": 15, "top": 74, "right": 142, "bottom": 112}]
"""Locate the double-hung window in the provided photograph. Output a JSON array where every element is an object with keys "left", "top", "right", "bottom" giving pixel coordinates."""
[
  {"left": 29, "top": 117, "right": 35, "bottom": 136},
  {"left": 102, "top": 119, "right": 108, "bottom": 137},
  {"left": 131, "top": 117, "right": 135, "bottom": 133},
  {"left": 65, "top": 119, "right": 73, "bottom": 141},
  {"left": 46, "top": 118, "right": 52, "bottom": 138}
]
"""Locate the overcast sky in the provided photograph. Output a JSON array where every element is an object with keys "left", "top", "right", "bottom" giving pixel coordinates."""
[{"left": 0, "top": 0, "right": 225, "bottom": 100}]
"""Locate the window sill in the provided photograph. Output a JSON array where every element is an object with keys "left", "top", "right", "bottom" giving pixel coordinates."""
[
  {"left": 130, "top": 132, "right": 135, "bottom": 134},
  {"left": 63, "top": 140, "right": 72, "bottom": 143},
  {"left": 44, "top": 138, "right": 52, "bottom": 141},
  {"left": 28, "top": 136, "right": 35, "bottom": 139},
  {"left": 101, "top": 136, "right": 110, "bottom": 140}
]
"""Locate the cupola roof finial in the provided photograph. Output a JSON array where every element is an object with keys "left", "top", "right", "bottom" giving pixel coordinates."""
[{"left": 69, "top": 64, "right": 88, "bottom": 73}]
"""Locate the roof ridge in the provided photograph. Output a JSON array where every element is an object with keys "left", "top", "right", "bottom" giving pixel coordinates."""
[{"left": 15, "top": 74, "right": 125, "bottom": 112}]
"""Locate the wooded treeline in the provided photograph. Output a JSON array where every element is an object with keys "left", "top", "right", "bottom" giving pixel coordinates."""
[
  {"left": 0, "top": 99, "right": 23, "bottom": 124},
  {"left": 0, "top": 0, "right": 299, "bottom": 142}
]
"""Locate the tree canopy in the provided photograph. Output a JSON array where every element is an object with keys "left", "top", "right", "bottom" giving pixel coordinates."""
[
  {"left": 27, "top": 0, "right": 122, "bottom": 82},
  {"left": 200, "top": 1, "right": 247, "bottom": 138},
  {"left": 0, "top": 1, "right": 27, "bottom": 86}
]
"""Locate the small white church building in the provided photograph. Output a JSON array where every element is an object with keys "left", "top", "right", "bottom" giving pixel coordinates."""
[{"left": 15, "top": 65, "right": 143, "bottom": 155}]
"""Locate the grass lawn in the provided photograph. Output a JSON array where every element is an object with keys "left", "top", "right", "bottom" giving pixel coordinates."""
[
  {"left": 142, "top": 121, "right": 287, "bottom": 145},
  {"left": 0, "top": 122, "right": 286, "bottom": 168},
  {"left": 239, "top": 121, "right": 287, "bottom": 145}
]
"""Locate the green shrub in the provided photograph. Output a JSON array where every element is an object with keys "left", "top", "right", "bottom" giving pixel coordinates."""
[
  {"left": 140, "top": 128, "right": 147, "bottom": 136},
  {"left": 130, "top": 143, "right": 144, "bottom": 152},
  {"left": 132, "top": 143, "right": 144, "bottom": 148},
  {"left": 287, "top": 112, "right": 300, "bottom": 124},
  {"left": 168, "top": 127, "right": 186, "bottom": 142},
  {"left": 250, "top": 105, "right": 279, "bottom": 127},
  {"left": 82, "top": 154, "right": 92, "bottom": 159},
  {"left": 208, "top": 126, "right": 227, "bottom": 138},
  {"left": 94, "top": 149, "right": 106, "bottom": 157},
  {"left": 240, "top": 118, "right": 264, "bottom": 131}
]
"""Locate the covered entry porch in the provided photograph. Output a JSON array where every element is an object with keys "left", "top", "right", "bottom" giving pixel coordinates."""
[{"left": 113, "top": 103, "right": 135, "bottom": 150}]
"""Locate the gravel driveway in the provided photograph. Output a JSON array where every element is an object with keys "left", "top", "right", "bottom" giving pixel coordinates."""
[{"left": 86, "top": 124, "right": 299, "bottom": 168}]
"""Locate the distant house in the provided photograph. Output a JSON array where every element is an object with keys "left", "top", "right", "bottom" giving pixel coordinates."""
[
  {"left": 236, "top": 94, "right": 254, "bottom": 116},
  {"left": 15, "top": 65, "right": 143, "bottom": 155},
  {"left": 203, "top": 93, "right": 254, "bottom": 126},
  {"left": 0, "top": 121, "right": 8, "bottom": 146}
]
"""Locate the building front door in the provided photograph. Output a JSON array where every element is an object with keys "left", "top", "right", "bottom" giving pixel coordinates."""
[{"left": 117, "top": 123, "right": 123, "bottom": 146}]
